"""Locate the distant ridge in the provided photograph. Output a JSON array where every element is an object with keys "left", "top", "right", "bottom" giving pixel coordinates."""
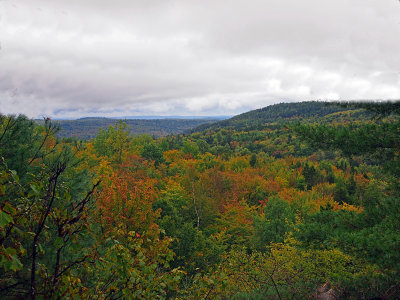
[
  {"left": 40, "top": 118, "right": 224, "bottom": 140},
  {"left": 191, "top": 101, "right": 373, "bottom": 132},
  {"left": 120, "top": 115, "right": 231, "bottom": 120},
  {"left": 66, "top": 116, "right": 231, "bottom": 121}
]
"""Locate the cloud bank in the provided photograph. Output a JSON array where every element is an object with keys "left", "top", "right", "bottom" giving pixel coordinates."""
[{"left": 1, "top": 0, "right": 399, "bottom": 118}]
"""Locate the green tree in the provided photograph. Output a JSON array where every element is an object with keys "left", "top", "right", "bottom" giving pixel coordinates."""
[
  {"left": 249, "top": 153, "right": 257, "bottom": 167},
  {"left": 333, "top": 177, "right": 349, "bottom": 204},
  {"left": 0, "top": 115, "right": 99, "bottom": 298},
  {"left": 93, "top": 120, "right": 130, "bottom": 164},
  {"left": 253, "top": 197, "right": 296, "bottom": 251},
  {"left": 141, "top": 142, "right": 165, "bottom": 166},
  {"left": 302, "top": 163, "right": 321, "bottom": 190}
]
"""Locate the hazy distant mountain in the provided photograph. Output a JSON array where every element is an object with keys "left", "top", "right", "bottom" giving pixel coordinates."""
[
  {"left": 121, "top": 115, "right": 231, "bottom": 120},
  {"left": 48, "top": 117, "right": 226, "bottom": 140}
]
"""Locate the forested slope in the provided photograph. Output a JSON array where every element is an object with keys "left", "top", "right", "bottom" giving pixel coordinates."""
[{"left": 192, "top": 101, "right": 373, "bottom": 132}]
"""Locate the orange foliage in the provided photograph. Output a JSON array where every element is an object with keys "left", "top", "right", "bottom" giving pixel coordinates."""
[
  {"left": 95, "top": 155, "right": 160, "bottom": 237},
  {"left": 265, "top": 177, "right": 283, "bottom": 194},
  {"left": 221, "top": 200, "right": 254, "bottom": 227},
  {"left": 278, "top": 187, "right": 305, "bottom": 204},
  {"left": 354, "top": 173, "right": 370, "bottom": 188}
]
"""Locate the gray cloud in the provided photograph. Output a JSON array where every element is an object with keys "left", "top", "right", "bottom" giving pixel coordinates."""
[{"left": 0, "top": 0, "right": 399, "bottom": 118}]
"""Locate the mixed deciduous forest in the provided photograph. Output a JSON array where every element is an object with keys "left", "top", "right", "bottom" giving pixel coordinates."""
[{"left": 1, "top": 101, "right": 399, "bottom": 299}]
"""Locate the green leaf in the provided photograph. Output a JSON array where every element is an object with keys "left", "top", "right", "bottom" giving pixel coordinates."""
[
  {"left": 0, "top": 210, "right": 13, "bottom": 228},
  {"left": 30, "top": 184, "right": 40, "bottom": 195},
  {"left": 54, "top": 237, "right": 64, "bottom": 249},
  {"left": 3, "top": 202, "right": 16, "bottom": 215},
  {"left": 0, "top": 185, "right": 5, "bottom": 195},
  {"left": 38, "top": 243, "right": 45, "bottom": 255},
  {"left": 10, "top": 170, "right": 19, "bottom": 182},
  {"left": 7, "top": 254, "right": 23, "bottom": 271},
  {"left": 18, "top": 244, "right": 26, "bottom": 255},
  {"left": 1, "top": 248, "right": 23, "bottom": 272},
  {"left": 65, "top": 192, "right": 71, "bottom": 202}
]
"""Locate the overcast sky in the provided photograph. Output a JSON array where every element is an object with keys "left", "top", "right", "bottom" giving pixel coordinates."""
[{"left": 1, "top": 0, "right": 400, "bottom": 118}]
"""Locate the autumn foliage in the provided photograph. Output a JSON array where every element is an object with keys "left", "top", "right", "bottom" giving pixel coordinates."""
[{"left": 1, "top": 102, "right": 400, "bottom": 299}]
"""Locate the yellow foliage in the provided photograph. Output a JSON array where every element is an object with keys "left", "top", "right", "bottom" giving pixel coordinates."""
[{"left": 337, "top": 202, "right": 363, "bottom": 213}]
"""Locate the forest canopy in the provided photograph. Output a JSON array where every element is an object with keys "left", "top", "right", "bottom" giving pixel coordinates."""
[{"left": 1, "top": 101, "right": 399, "bottom": 299}]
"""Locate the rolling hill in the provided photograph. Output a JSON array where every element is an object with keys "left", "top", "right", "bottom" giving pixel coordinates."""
[{"left": 191, "top": 101, "right": 374, "bottom": 132}]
